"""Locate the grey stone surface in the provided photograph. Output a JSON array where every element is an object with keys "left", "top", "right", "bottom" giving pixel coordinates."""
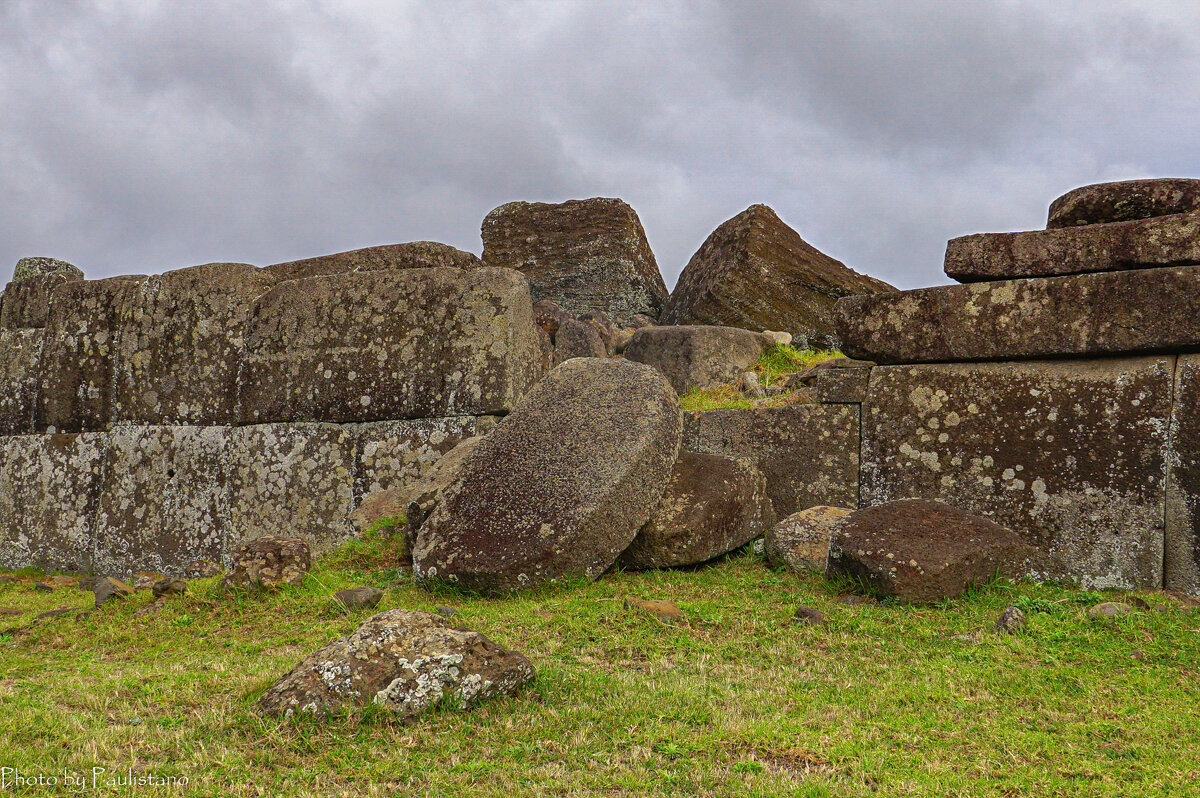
[
  {"left": 481, "top": 197, "right": 668, "bottom": 324},
  {"left": 0, "top": 329, "right": 43, "bottom": 434},
  {"left": 262, "top": 242, "right": 482, "bottom": 283},
  {"left": 414, "top": 358, "right": 682, "bottom": 594},
  {"left": 860, "top": 358, "right": 1171, "bottom": 589},
  {"left": 765, "top": 506, "right": 851, "bottom": 573},
  {"left": 682, "top": 404, "right": 859, "bottom": 517},
  {"left": 352, "top": 416, "right": 500, "bottom": 500},
  {"left": 239, "top": 267, "right": 545, "bottom": 424},
  {"left": 836, "top": 266, "right": 1200, "bottom": 364},
  {"left": 1047, "top": 178, "right": 1200, "bottom": 229},
  {"left": 624, "top": 325, "right": 775, "bottom": 394},
  {"left": 815, "top": 367, "right": 870, "bottom": 404},
  {"left": 1165, "top": 354, "right": 1200, "bottom": 595},
  {"left": 1, "top": 258, "right": 84, "bottom": 329}
]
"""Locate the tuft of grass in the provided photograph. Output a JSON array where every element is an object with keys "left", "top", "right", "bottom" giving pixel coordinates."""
[{"left": 680, "top": 345, "right": 842, "bottom": 412}]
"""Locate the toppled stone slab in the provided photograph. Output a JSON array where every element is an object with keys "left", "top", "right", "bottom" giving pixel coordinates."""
[
  {"left": 836, "top": 266, "right": 1200, "bottom": 364},
  {"left": 258, "top": 609, "right": 534, "bottom": 719},
  {"left": 222, "top": 536, "right": 311, "bottom": 591},
  {"left": 682, "top": 404, "right": 859, "bottom": 517},
  {"left": 353, "top": 416, "right": 500, "bottom": 500},
  {"left": 827, "top": 499, "right": 1035, "bottom": 603},
  {"left": 93, "top": 425, "right": 232, "bottom": 575},
  {"left": 624, "top": 325, "right": 775, "bottom": 394},
  {"left": 414, "top": 358, "right": 681, "bottom": 595},
  {"left": 618, "top": 452, "right": 774, "bottom": 570},
  {"left": 239, "top": 267, "right": 545, "bottom": 424},
  {"left": 262, "top": 242, "right": 483, "bottom": 283},
  {"left": 0, "top": 433, "right": 105, "bottom": 573},
  {"left": 229, "top": 424, "right": 356, "bottom": 556},
  {"left": 945, "top": 211, "right": 1200, "bottom": 282},
  {"left": 552, "top": 318, "right": 607, "bottom": 365},
  {"left": 661, "top": 204, "right": 894, "bottom": 348},
  {"left": 1165, "top": 354, "right": 1200, "bottom": 595},
  {"left": 1, "top": 257, "right": 84, "bottom": 329},
  {"left": 1047, "top": 178, "right": 1200, "bottom": 229},
  {"left": 860, "top": 358, "right": 1171, "bottom": 589},
  {"left": 0, "top": 329, "right": 43, "bottom": 434},
  {"left": 765, "top": 506, "right": 851, "bottom": 573},
  {"left": 481, "top": 198, "right": 668, "bottom": 323}
]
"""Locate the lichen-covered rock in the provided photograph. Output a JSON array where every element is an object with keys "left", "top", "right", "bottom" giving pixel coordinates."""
[
  {"left": 0, "top": 329, "right": 43, "bottom": 434},
  {"left": 222, "top": 536, "right": 311, "bottom": 591},
  {"left": 765, "top": 506, "right": 851, "bottom": 573},
  {"left": 352, "top": 416, "right": 499, "bottom": 500},
  {"left": 229, "top": 424, "right": 356, "bottom": 556},
  {"left": 414, "top": 358, "right": 682, "bottom": 595},
  {"left": 262, "top": 242, "right": 483, "bottom": 283},
  {"left": 1164, "top": 353, "right": 1200, "bottom": 595},
  {"left": 660, "top": 205, "right": 894, "bottom": 348},
  {"left": 552, "top": 318, "right": 606, "bottom": 365},
  {"left": 1, "top": 257, "right": 84, "bottom": 329},
  {"left": 836, "top": 266, "right": 1200, "bottom": 364},
  {"left": 1047, "top": 178, "right": 1200, "bottom": 229},
  {"left": 618, "top": 452, "right": 774, "bottom": 570},
  {"left": 623, "top": 325, "right": 775, "bottom": 394},
  {"left": 860, "top": 358, "right": 1171, "bottom": 589},
  {"left": 828, "top": 499, "right": 1035, "bottom": 603},
  {"left": 532, "top": 299, "right": 568, "bottom": 338},
  {"left": 481, "top": 198, "right": 668, "bottom": 324},
  {"left": 257, "top": 609, "right": 534, "bottom": 719},
  {"left": 682, "top": 405, "right": 859, "bottom": 517},
  {"left": 945, "top": 211, "right": 1200, "bottom": 282},
  {"left": 239, "top": 267, "right": 545, "bottom": 424}
]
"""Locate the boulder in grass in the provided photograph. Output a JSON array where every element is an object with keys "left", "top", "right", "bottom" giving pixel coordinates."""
[
  {"left": 766, "top": 506, "right": 852, "bottom": 573},
  {"left": 222, "top": 536, "right": 311, "bottom": 591},
  {"left": 623, "top": 324, "right": 776, "bottom": 395},
  {"left": 827, "top": 499, "right": 1035, "bottom": 604},
  {"left": 619, "top": 452, "right": 774, "bottom": 570},
  {"left": 257, "top": 609, "right": 534, "bottom": 719},
  {"left": 413, "top": 358, "right": 682, "bottom": 595}
]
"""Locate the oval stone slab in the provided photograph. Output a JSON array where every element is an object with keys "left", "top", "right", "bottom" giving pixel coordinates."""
[
  {"left": 413, "top": 358, "right": 682, "bottom": 595},
  {"left": 1047, "top": 178, "right": 1200, "bottom": 229}
]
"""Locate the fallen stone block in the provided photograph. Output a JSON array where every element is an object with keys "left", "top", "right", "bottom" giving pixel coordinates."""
[
  {"left": 1047, "top": 178, "right": 1200, "bottom": 229},
  {"left": 552, "top": 319, "right": 607, "bottom": 365},
  {"left": 262, "top": 241, "right": 483, "bottom": 283},
  {"left": 239, "top": 267, "right": 545, "bottom": 424},
  {"left": 661, "top": 204, "right": 894, "bottom": 348},
  {"left": 860, "top": 357, "right": 1171, "bottom": 589},
  {"left": 222, "top": 535, "right": 311, "bottom": 591},
  {"left": 481, "top": 197, "right": 668, "bottom": 323},
  {"left": 414, "top": 358, "right": 681, "bottom": 595},
  {"left": 0, "top": 329, "right": 43, "bottom": 434},
  {"left": 837, "top": 266, "right": 1200, "bottom": 364},
  {"left": 624, "top": 325, "right": 775, "bottom": 394},
  {"left": 1, "top": 257, "right": 84, "bottom": 329},
  {"left": 765, "top": 506, "right": 851, "bottom": 573}
]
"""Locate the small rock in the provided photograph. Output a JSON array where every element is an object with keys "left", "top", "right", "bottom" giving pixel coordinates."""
[
  {"left": 93, "top": 577, "right": 135, "bottom": 608},
  {"left": 151, "top": 578, "right": 187, "bottom": 599},
  {"left": 740, "top": 372, "right": 765, "bottom": 399},
  {"left": 221, "top": 536, "right": 311, "bottom": 592},
  {"left": 762, "top": 330, "right": 793, "bottom": 346},
  {"left": 35, "top": 607, "right": 78, "bottom": 621},
  {"left": 133, "top": 574, "right": 157, "bottom": 591},
  {"left": 994, "top": 606, "right": 1026, "bottom": 634},
  {"left": 33, "top": 582, "right": 53, "bottom": 593},
  {"left": 185, "top": 560, "right": 222, "bottom": 579},
  {"left": 1125, "top": 595, "right": 1152, "bottom": 611},
  {"left": 793, "top": 606, "right": 827, "bottom": 625},
  {"left": 434, "top": 606, "right": 458, "bottom": 618},
  {"left": 134, "top": 599, "right": 166, "bottom": 618},
  {"left": 334, "top": 587, "right": 383, "bottom": 610},
  {"left": 766, "top": 506, "right": 851, "bottom": 573},
  {"left": 1130, "top": 648, "right": 1146, "bottom": 661},
  {"left": 1087, "top": 601, "right": 1134, "bottom": 621},
  {"left": 578, "top": 310, "right": 616, "bottom": 355},
  {"left": 627, "top": 314, "right": 657, "bottom": 329},
  {"left": 611, "top": 328, "right": 635, "bottom": 354},
  {"left": 77, "top": 576, "right": 103, "bottom": 591},
  {"left": 624, "top": 598, "right": 685, "bottom": 623}
]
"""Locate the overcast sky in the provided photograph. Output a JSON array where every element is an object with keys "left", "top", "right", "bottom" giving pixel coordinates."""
[{"left": 3, "top": 1, "right": 1198, "bottom": 291}]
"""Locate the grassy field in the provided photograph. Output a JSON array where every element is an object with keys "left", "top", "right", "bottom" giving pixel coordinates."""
[{"left": 0, "top": 530, "right": 1197, "bottom": 797}]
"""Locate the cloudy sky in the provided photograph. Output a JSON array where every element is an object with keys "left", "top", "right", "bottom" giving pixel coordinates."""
[{"left": 2, "top": 1, "right": 1198, "bottom": 291}]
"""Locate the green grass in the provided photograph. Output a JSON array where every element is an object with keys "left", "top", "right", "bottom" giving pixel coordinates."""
[
  {"left": 679, "top": 345, "right": 842, "bottom": 412},
  {"left": 0, "top": 538, "right": 1197, "bottom": 797}
]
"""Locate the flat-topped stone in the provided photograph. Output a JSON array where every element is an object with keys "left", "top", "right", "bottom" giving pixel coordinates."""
[
  {"left": 11, "top": 257, "right": 82, "bottom": 283},
  {"left": 1048, "top": 178, "right": 1200, "bottom": 229},
  {"left": 262, "top": 242, "right": 482, "bottom": 283},
  {"left": 836, "top": 265, "right": 1200, "bottom": 364},
  {"left": 945, "top": 211, "right": 1200, "bottom": 282}
]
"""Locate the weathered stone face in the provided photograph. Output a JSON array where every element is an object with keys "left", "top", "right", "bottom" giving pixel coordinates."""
[
  {"left": 836, "top": 266, "right": 1200, "bottom": 364},
  {"left": 239, "top": 267, "right": 545, "bottom": 425},
  {"left": 480, "top": 198, "right": 668, "bottom": 324},
  {"left": 618, "top": 452, "right": 774, "bottom": 570},
  {"left": 222, "top": 536, "right": 311, "bottom": 591},
  {"left": 945, "top": 211, "right": 1200, "bottom": 282},
  {"left": 765, "top": 506, "right": 851, "bottom": 573},
  {"left": 0, "top": 433, "right": 105, "bottom": 573},
  {"left": 660, "top": 205, "right": 894, "bottom": 348},
  {"left": 262, "top": 241, "right": 483, "bottom": 283},
  {"left": 623, "top": 325, "right": 775, "bottom": 395},
  {"left": 1, "top": 262, "right": 84, "bottom": 329},
  {"left": 0, "top": 329, "right": 43, "bottom": 434},
  {"left": 352, "top": 416, "right": 499, "bottom": 500},
  {"left": 1047, "top": 178, "right": 1200, "bottom": 229},
  {"left": 827, "top": 499, "right": 1036, "bottom": 604},
  {"left": 257, "top": 610, "right": 535, "bottom": 719},
  {"left": 112, "top": 263, "right": 274, "bottom": 426},
  {"left": 860, "top": 358, "right": 1171, "bottom": 589},
  {"left": 229, "top": 424, "right": 356, "bottom": 556},
  {"left": 413, "top": 358, "right": 682, "bottom": 595},
  {"left": 682, "top": 404, "right": 859, "bottom": 517},
  {"left": 552, "top": 318, "right": 607, "bottom": 365},
  {"left": 93, "top": 425, "right": 232, "bottom": 576},
  {"left": 1165, "top": 354, "right": 1200, "bottom": 595}
]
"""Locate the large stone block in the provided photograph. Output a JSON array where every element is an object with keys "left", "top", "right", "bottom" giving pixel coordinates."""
[
  {"left": 353, "top": 416, "right": 500, "bottom": 499},
  {"left": 661, "top": 204, "right": 894, "bottom": 348},
  {"left": 0, "top": 433, "right": 106, "bottom": 572},
  {"left": 1, "top": 257, "right": 84, "bottom": 329},
  {"left": 682, "top": 404, "right": 859, "bottom": 517},
  {"left": 944, "top": 211, "right": 1200, "bottom": 282},
  {"left": 229, "top": 424, "right": 356, "bottom": 556},
  {"left": 0, "top": 329, "right": 43, "bottom": 434},
  {"left": 860, "top": 358, "right": 1171, "bottom": 589},
  {"left": 1047, "top": 178, "right": 1200, "bottom": 229},
  {"left": 836, "top": 266, "right": 1200, "bottom": 365},
  {"left": 624, "top": 325, "right": 775, "bottom": 394},
  {"left": 112, "top": 263, "right": 273, "bottom": 426},
  {"left": 262, "top": 242, "right": 483, "bottom": 283},
  {"left": 93, "top": 426, "right": 232, "bottom": 575},
  {"left": 1165, "top": 354, "right": 1200, "bottom": 595},
  {"left": 239, "top": 267, "right": 545, "bottom": 425},
  {"left": 481, "top": 198, "right": 668, "bottom": 324}
]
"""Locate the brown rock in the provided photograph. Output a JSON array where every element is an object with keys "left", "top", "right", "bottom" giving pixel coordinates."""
[
  {"left": 1, "top": 257, "right": 84, "bottom": 329},
  {"left": 481, "top": 197, "right": 668, "bottom": 323},
  {"left": 333, "top": 586, "right": 383, "bottom": 610},
  {"left": 827, "top": 499, "right": 1035, "bottom": 604},
  {"left": 624, "top": 598, "right": 685, "bottom": 623},
  {"left": 577, "top": 310, "right": 616, "bottom": 355},
  {"left": 185, "top": 560, "right": 222, "bottom": 579},
  {"left": 994, "top": 606, "right": 1026, "bottom": 634},
  {"left": 618, "top": 452, "right": 775, "bottom": 570},
  {"left": 257, "top": 609, "right": 534, "bottom": 718},
  {"left": 1087, "top": 601, "right": 1134, "bottom": 621},
  {"left": 151, "top": 578, "right": 187, "bottom": 598},
  {"left": 93, "top": 577, "right": 135, "bottom": 608},
  {"left": 222, "top": 536, "right": 311, "bottom": 591},
  {"left": 624, "top": 325, "right": 775, "bottom": 394},
  {"left": 552, "top": 319, "right": 607, "bottom": 365},
  {"left": 793, "top": 606, "right": 827, "bottom": 625},
  {"left": 1047, "top": 178, "right": 1200, "bottom": 229},
  {"left": 413, "top": 358, "right": 682, "bottom": 595},
  {"left": 661, "top": 204, "right": 894, "bottom": 348},
  {"left": 765, "top": 506, "right": 851, "bottom": 573},
  {"left": 262, "top": 242, "right": 482, "bottom": 283},
  {"left": 532, "top": 299, "right": 568, "bottom": 338},
  {"left": 0, "top": 329, "right": 41, "bottom": 435}
]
